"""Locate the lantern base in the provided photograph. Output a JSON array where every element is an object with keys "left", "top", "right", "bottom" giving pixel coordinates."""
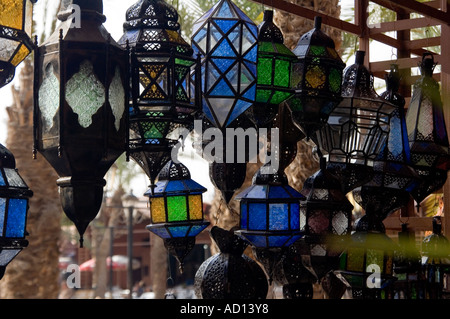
[{"left": 282, "top": 283, "right": 313, "bottom": 299}]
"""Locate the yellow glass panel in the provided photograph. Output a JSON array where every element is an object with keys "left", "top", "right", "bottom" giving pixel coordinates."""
[
  {"left": 305, "top": 64, "right": 326, "bottom": 89},
  {"left": 188, "top": 195, "right": 203, "bottom": 220},
  {"left": 0, "top": 0, "right": 24, "bottom": 30},
  {"left": 150, "top": 197, "right": 166, "bottom": 223},
  {"left": 11, "top": 44, "right": 30, "bottom": 66},
  {"left": 346, "top": 247, "right": 365, "bottom": 272}
]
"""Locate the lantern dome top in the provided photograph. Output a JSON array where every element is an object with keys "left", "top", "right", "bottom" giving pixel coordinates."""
[
  {"left": 294, "top": 16, "right": 337, "bottom": 54},
  {"left": 0, "top": 144, "right": 16, "bottom": 169},
  {"left": 341, "top": 50, "right": 379, "bottom": 99},
  {"left": 123, "top": 0, "right": 180, "bottom": 31},
  {"left": 258, "top": 10, "right": 283, "bottom": 43}
]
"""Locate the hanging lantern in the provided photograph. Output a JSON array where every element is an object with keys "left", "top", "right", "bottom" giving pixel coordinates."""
[
  {"left": 285, "top": 16, "right": 345, "bottom": 139},
  {"left": 194, "top": 226, "right": 268, "bottom": 299},
  {"left": 145, "top": 160, "right": 209, "bottom": 271},
  {"left": 252, "top": 10, "right": 296, "bottom": 127},
  {"left": 315, "top": 51, "right": 396, "bottom": 193},
  {"left": 421, "top": 216, "right": 450, "bottom": 299},
  {"left": 299, "top": 157, "right": 353, "bottom": 282},
  {"left": 0, "top": 144, "right": 33, "bottom": 279},
  {"left": 0, "top": 0, "right": 37, "bottom": 88},
  {"left": 352, "top": 64, "right": 418, "bottom": 228},
  {"left": 118, "top": 0, "right": 201, "bottom": 188},
  {"left": 33, "top": 0, "right": 128, "bottom": 246},
  {"left": 405, "top": 53, "right": 450, "bottom": 207}
]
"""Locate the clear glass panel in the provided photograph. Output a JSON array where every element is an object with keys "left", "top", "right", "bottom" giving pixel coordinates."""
[
  {"left": 0, "top": 249, "right": 20, "bottom": 266},
  {"left": 0, "top": 0, "right": 24, "bottom": 30},
  {"left": 0, "top": 38, "right": 20, "bottom": 62},
  {"left": 4, "top": 168, "right": 26, "bottom": 187},
  {"left": 5, "top": 198, "right": 27, "bottom": 238},
  {"left": 332, "top": 211, "right": 348, "bottom": 235},
  {"left": 38, "top": 64, "right": 60, "bottom": 132},
  {"left": 24, "top": 0, "right": 33, "bottom": 36},
  {"left": 208, "top": 97, "right": 235, "bottom": 127},
  {"left": 108, "top": 66, "right": 125, "bottom": 131},
  {"left": 65, "top": 60, "right": 105, "bottom": 128},
  {"left": 150, "top": 197, "right": 166, "bottom": 223},
  {"left": 166, "top": 196, "right": 187, "bottom": 222}
]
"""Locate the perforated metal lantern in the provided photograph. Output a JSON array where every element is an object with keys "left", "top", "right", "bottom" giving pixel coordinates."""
[
  {"left": 194, "top": 226, "right": 268, "bottom": 299},
  {"left": 252, "top": 10, "right": 296, "bottom": 127},
  {"left": 0, "top": 143, "right": 33, "bottom": 279},
  {"left": 191, "top": 0, "right": 258, "bottom": 129},
  {"left": 405, "top": 53, "right": 450, "bottom": 207},
  {"left": 33, "top": 0, "right": 128, "bottom": 245},
  {"left": 0, "top": 0, "right": 36, "bottom": 88},
  {"left": 145, "top": 160, "right": 209, "bottom": 271},
  {"left": 119, "top": 0, "right": 201, "bottom": 188},
  {"left": 315, "top": 51, "right": 396, "bottom": 193},
  {"left": 285, "top": 16, "right": 345, "bottom": 139}
]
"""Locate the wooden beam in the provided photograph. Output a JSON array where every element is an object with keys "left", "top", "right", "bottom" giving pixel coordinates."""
[
  {"left": 369, "top": 56, "right": 427, "bottom": 72},
  {"left": 405, "top": 36, "right": 441, "bottom": 50},
  {"left": 368, "top": 17, "right": 439, "bottom": 34},
  {"left": 383, "top": 216, "right": 441, "bottom": 231}
]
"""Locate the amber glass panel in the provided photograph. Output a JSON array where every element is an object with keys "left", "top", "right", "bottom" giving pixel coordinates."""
[
  {"left": 11, "top": 43, "right": 30, "bottom": 66},
  {"left": 150, "top": 197, "right": 166, "bottom": 223},
  {"left": 188, "top": 195, "right": 203, "bottom": 220},
  {"left": 346, "top": 247, "right": 365, "bottom": 272},
  {"left": 0, "top": 0, "right": 24, "bottom": 30}
]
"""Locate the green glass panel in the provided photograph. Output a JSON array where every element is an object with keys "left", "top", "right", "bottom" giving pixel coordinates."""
[
  {"left": 144, "top": 124, "right": 163, "bottom": 139},
  {"left": 347, "top": 247, "right": 365, "bottom": 272},
  {"left": 167, "top": 196, "right": 187, "bottom": 222},
  {"left": 366, "top": 249, "right": 384, "bottom": 272},
  {"left": 329, "top": 68, "right": 342, "bottom": 93},
  {"left": 274, "top": 59, "right": 290, "bottom": 87},
  {"left": 309, "top": 45, "right": 326, "bottom": 56},
  {"left": 270, "top": 90, "right": 291, "bottom": 105},
  {"left": 257, "top": 58, "right": 272, "bottom": 85},
  {"left": 275, "top": 43, "right": 296, "bottom": 57},
  {"left": 255, "top": 89, "right": 271, "bottom": 103},
  {"left": 258, "top": 41, "right": 275, "bottom": 54},
  {"left": 289, "top": 98, "right": 303, "bottom": 111},
  {"left": 175, "top": 58, "right": 195, "bottom": 67}
]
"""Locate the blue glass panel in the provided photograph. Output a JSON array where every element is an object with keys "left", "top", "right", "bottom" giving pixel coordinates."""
[
  {"left": 203, "top": 100, "right": 217, "bottom": 126},
  {"left": 188, "top": 224, "right": 209, "bottom": 237},
  {"left": 182, "top": 179, "right": 207, "bottom": 193},
  {"left": 0, "top": 171, "right": 5, "bottom": 186},
  {"left": 242, "top": 83, "right": 256, "bottom": 101},
  {"left": 225, "top": 99, "right": 252, "bottom": 126},
  {"left": 246, "top": 185, "right": 267, "bottom": 199},
  {"left": 165, "top": 180, "right": 188, "bottom": 193},
  {"left": 268, "top": 186, "right": 291, "bottom": 199},
  {"left": 212, "top": 39, "right": 236, "bottom": 57},
  {"left": 388, "top": 111, "right": 403, "bottom": 158},
  {"left": 210, "top": 78, "right": 234, "bottom": 96},
  {"left": 245, "top": 22, "right": 258, "bottom": 39},
  {"left": 240, "top": 202, "right": 248, "bottom": 229},
  {"left": 148, "top": 226, "right": 171, "bottom": 239},
  {"left": 269, "top": 204, "right": 289, "bottom": 230},
  {"left": 285, "top": 235, "right": 302, "bottom": 247},
  {"left": 214, "top": 0, "right": 236, "bottom": 18},
  {"left": 248, "top": 203, "right": 267, "bottom": 230},
  {"left": 152, "top": 181, "right": 168, "bottom": 194},
  {"left": 268, "top": 235, "right": 291, "bottom": 247},
  {"left": 212, "top": 58, "right": 235, "bottom": 73},
  {"left": 193, "top": 28, "right": 208, "bottom": 54},
  {"left": 5, "top": 198, "right": 27, "bottom": 238},
  {"left": 244, "top": 45, "right": 258, "bottom": 64},
  {"left": 244, "top": 61, "right": 256, "bottom": 76},
  {"left": 169, "top": 226, "right": 191, "bottom": 238},
  {"left": 290, "top": 203, "right": 300, "bottom": 230},
  {"left": 215, "top": 19, "right": 238, "bottom": 35},
  {"left": 243, "top": 234, "right": 267, "bottom": 247},
  {"left": 0, "top": 198, "right": 6, "bottom": 237}
]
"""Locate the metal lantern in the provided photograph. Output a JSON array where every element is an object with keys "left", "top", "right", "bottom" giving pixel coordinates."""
[
  {"left": 352, "top": 64, "right": 418, "bottom": 227},
  {"left": 33, "top": 0, "right": 128, "bottom": 246},
  {"left": 285, "top": 16, "right": 345, "bottom": 139},
  {"left": 315, "top": 51, "right": 396, "bottom": 193},
  {"left": 0, "top": 143, "right": 33, "bottom": 279},
  {"left": 0, "top": 0, "right": 36, "bottom": 88},
  {"left": 252, "top": 10, "right": 296, "bottom": 127},
  {"left": 299, "top": 157, "right": 353, "bottom": 282},
  {"left": 194, "top": 226, "right": 268, "bottom": 299},
  {"left": 405, "top": 53, "right": 450, "bottom": 207},
  {"left": 145, "top": 160, "right": 209, "bottom": 271},
  {"left": 118, "top": 0, "right": 201, "bottom": 188},
  {"left": 191, "top": 0, "right": 258, "bottom": 129}
]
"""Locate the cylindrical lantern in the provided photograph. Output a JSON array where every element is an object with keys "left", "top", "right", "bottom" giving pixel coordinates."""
[
  {"left": 0, "top": 0, "right": 37, "bottom": 87},
  {"left": 33, "top": 0, "right": 128, "bottom": 245},
  {"left": 285, "top": 16, "right": 345, "bottom": 139},
  {"left": 145, "top": 160, "right": 209, "bottom": 271}
]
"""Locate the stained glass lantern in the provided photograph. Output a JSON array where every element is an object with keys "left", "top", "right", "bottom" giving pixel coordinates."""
[
  {"left": 352, "top": 64, "right": 419, "bottom": 227},
  {"left": 0, "top": 0, "right": 36, "bottom": 88},
  {"left": 315, "top": 51, "right": 396, "bottom": 193},
  {"left": 299, "top": 157, "right": 353, "bottom": 282},
  {"left": 252, "top": 10, "right": 296, "bottom": 127},
  {"left": 421, "top": 216, "right": 450, "bottom": 299},
  {"left": 0, "top": 143, "right": 33, "bottom": 279},
  {"left": 336, "top": 222, "right": 397, "bottom": 299},
  {"left": 191, "top": 0, "right": 258, "bottom": 129},
  {"left": 285, "top": 16, "right": 345, "bottom": 139},
  {"left": 145, "top": 160, "right": 209, "bottom": 271},
  {"left": 405, "top": 53, "right": 450, "bottom": 208},
  {"left": 118, "top": 0, "right": 201, "bottom": 188},
  {"left": 194, "top": 226, "right": 268, "bottom": 299},
  {"left": 33, "top": 0, "right": 128, "bottom": 246}
]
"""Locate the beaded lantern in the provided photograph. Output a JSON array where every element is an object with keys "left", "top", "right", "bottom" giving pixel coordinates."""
[
  {"left": 405, "top": 53, "right": 450, "bottom": 207},
  {"left": 33, "top": 0, "right": 128, "bottom": 245},
  {"left": 0, "top": 0, "right": 37, "bottom": 88},
  {"left": 145, "top": 160, "right": 208, "bottom": 271},
  {"left": 118, "top": 0, "right": 201, "bottom": 188},
  {"left": 285, "top": 16, "right": 345, "bottom": 139}
]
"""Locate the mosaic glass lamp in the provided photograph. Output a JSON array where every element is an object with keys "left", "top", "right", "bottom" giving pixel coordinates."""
[
  {"left": 352, "top": 64, "right": 419, "bottom": 227},
  {"left": 315, "top": 51, "right": 396, "bottom": 193},
  {"left": 405, "top": 53, "right": 450, "bottom": 208},
  {"left": 252, "top": 10, "right": 296, "bottom": 127},
  {"left": 145, "top": 160, "right": 209, "bottom": 271},
  {"left": 33, "top": 0, "right": 128, "bottom": 246},
  {"left": 285, "top": 16, "right": 345, "bottom": 139},
  {"left": 118, "top": 0, "right": 201, "bottom": 188},
  {"left": 0, "top": 143, "right": 33, "bottom": 279},
  {"left": 0, "top": 0, "right": 36, "bottom": 88},
  {"left": 191, "top": 0, "right": 258, "bottom": 129}
]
